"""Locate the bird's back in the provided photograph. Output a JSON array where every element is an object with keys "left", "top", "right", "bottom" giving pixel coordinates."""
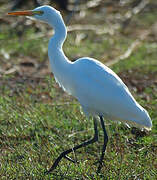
[{"left": 71, "top": 57, "right": 152, "bottom": 130}]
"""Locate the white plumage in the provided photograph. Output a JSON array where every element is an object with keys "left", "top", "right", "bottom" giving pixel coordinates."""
[
  {"left": 8, "top": 5, "right": 152, "bottom": 173},
  {"left": 43, "top": 5, "right": 152, "bottom": 130}
]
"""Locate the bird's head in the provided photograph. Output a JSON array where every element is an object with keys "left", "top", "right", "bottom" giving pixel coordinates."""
[{"left": 8, "top": 5, "right": 61, "bottom": 26}]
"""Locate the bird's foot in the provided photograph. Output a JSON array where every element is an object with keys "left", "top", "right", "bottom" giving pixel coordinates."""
[
  {"left": 44, "top": 155, "right": 77, "bottom": 174},
  {"left": 64, "top": 155, "right": 77, "bottom": 163},
  {"left": 93, "top": 160, "right": 104, "bottom": 174}
]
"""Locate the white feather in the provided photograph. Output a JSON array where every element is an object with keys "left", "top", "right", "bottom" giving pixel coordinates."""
[{"left": 33, "top": 5, "right": 152, "bottom": 130}]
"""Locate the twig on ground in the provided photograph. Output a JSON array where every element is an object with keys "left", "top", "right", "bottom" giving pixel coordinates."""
[
  {"left": 122, "top": 0, "right": 150, "bottom": 28},
  {"left": 67, "top": 24, "right": 119, "bottom": 35},
  {"left": 106, "top": 30, "right": 151, "bottom": 67}
]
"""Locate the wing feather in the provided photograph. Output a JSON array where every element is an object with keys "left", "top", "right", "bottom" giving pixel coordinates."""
[{"left": 72, "top": 58, "right": 151, "bottom": 128}]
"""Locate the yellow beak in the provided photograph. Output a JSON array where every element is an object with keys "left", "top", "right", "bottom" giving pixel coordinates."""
[{"left": 8, "top": 10, "right": 43, "bottom": 16}]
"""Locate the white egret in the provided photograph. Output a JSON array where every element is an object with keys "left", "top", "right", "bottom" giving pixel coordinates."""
[{"left": 8, "top": 5, "right": 152, "bottom": 173}]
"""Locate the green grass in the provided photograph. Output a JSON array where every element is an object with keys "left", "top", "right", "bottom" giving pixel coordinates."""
[{"left": 0, "top": 2, "right": 157, "bottom": 179}]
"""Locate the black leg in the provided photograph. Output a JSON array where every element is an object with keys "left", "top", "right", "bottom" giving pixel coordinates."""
[
  {"left": 46, "top": 117, "right": 98, "bottom": 173},
  {"left": 97, "top": 116, "right": 108, "bottom": 173}
]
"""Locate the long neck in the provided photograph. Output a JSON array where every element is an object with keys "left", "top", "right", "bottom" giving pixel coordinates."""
[
  {"left": 49, "top": 15, "right": 67, "bottom": 49},
  {"left": 48, "top": 14, "right": 70, "bottom": 67},
  {"left": 48, "top": 14, "right": 72, "bottom": 92}
]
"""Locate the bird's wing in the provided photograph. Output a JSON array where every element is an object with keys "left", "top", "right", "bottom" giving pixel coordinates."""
[{"left": 73, "top": 57, "right": 144, "bottom": 123}]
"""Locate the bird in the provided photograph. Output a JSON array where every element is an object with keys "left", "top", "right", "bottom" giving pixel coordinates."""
[{"left": 8, "top": 5, "right": 152, "bottom": 174}]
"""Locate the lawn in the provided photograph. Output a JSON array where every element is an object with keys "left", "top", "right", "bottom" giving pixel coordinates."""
[{"left": 0, "top": 0, "right": 157, "bottom": 179}]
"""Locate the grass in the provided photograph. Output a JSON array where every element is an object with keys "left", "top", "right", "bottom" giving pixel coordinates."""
[{"left": 0, "top": 2, "right": 157, "bottom": 179}]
